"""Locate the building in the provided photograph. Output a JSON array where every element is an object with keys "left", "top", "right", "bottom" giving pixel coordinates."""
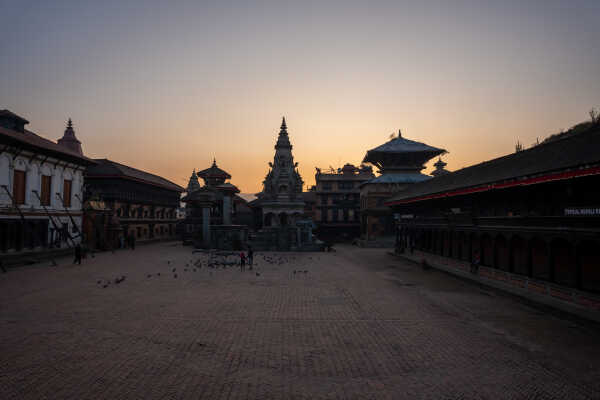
[
  {"left": 360, "top": 130, "right": 445, "bottom": 242},
  {"left": 0, "top": 110, "right": 94, "bottom": 258},
  {"left": 253, "top": 118, "right": 305, "bottom": 227},
  {"left": 181, "top": 159, "right": 249, "bottom": 249},
  {"left": 386, "top": 122, "right": 600, "bottom": 311},
  {"left": 249, "top": 118, "right": 318, "bottom": 251},
  {"left": 84, "top": 159, "right": 183, "bottom": 249},
  {"left": 314, "top": 163, "right": 374, "bottom": 241}
]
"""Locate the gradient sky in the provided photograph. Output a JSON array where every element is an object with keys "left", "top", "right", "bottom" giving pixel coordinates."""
[{"left": 1, "top": 0, "right": 599, "bottom": 193}]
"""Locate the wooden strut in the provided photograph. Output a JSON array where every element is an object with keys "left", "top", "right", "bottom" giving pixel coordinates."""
[
  {"left": 55, "top": 192, "right": 82, "bottom": 239},
  {"left": 1, "top": 185, "right": 58, "bottom": 266},
  {"left": 31, "top": 190, "right": 77, "bottom": 248}
]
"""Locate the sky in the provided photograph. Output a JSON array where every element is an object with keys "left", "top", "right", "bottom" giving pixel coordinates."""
[{"left": 1, "top": 0, "right": 599, "bottom": 193}]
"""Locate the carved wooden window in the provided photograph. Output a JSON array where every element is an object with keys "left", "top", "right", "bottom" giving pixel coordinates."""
[
  {"left": 63, "top": 180, "right": 72, "bottom": 207},
  {"left": 13, "top": 170, "right": 26, "bottom": 205},
  {"left": 40, "top": 175, "right": 51, "bottom": 206}
]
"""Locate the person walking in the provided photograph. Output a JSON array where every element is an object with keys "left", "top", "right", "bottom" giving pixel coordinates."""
[
  {"left": 130, "top": 233, "right": 136, "bottom": 250},
  {"left": 248, "top": 247, "right": 254, "bottom": 270},
  {"left": 240, "top": 252, "right": 246, "bottom": 272},
  {"left": 74, "top": 243, "right": 82, "bottom": 265}
]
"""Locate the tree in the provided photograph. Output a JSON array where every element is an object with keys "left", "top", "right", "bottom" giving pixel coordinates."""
[{"left": 590, "top": 108, "right": 599, "bottom": 124}]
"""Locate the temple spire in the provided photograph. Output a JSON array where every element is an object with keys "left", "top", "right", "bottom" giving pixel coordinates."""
[
  {"left": 57, "top": 117, "right": 83, "bottom": 156},
  {"left": 280, "top": 117, "right": 287, "bottom": 134}
]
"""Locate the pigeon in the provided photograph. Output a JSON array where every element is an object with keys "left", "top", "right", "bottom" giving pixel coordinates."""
[
  {"left": 256, "top": 272, "right": 260, "bottom": 276},
  {"left": 97, "top": 280, "right": 102, "bottom": 284},
  {"left": 184, "top": 269, "right": 187, "bottom": 272},
  {"left": 167, "top": 261, "right": 171, "bottom": 265},
  {"left": 147, "top": 274, "right": 152, "bottom": 278},
  {"left": 157, "top": 273, "right": 161, "bottom": 276},
  {"left": 172, "top": 268, "right": 176, "bottom": 272},
  {"left": 174, "top": 274, "right": 178, "bottom": 278},
  {"left": 103, "top": 284, "right": 108, "bottom": 288}
]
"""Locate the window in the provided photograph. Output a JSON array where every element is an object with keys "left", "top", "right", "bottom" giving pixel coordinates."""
[
  {"left": 13, "top": 170, "right": 26, "bottom": 205},
  {"left": 339, "top": 182, "right": 354, "bottom": 190},
  {"left": 322, "top": 183, "right": 332, "bottom": 191},
  {"left": 63, "top": 180, "right": 72, "bottom": 207},
  {"left": 40, "top": 175, "right": 51, "bottom": 206}
]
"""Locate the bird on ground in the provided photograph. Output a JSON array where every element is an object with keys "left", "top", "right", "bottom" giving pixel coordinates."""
[
  {"left": 97, "top": 280, "right": 102, "bottom": 284},
  {"left": 167, "top": 261, "right": 171, "bottom": 265},
  {"left": 103, "top": 284, "right": 108, "bottom": 288},
  {"left": 256, "top": 272, "right": 260, "bottom": 276},
  {"left": 172, "top": 268, "right": 176, "bottom": 272},
  {"left": 147, "top": 274, "right": 152, "bottom": 278},
  {"left": 174, "top": 274, "right": 178, "bottom": 278}
]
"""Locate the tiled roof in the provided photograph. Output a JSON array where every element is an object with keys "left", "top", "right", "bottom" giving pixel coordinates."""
[
  {"left": 0, "top": 125, "right": 95, "bottom": 165},
  {"left": 365, "top": 136, "right": 445, "bottom": 155},
  {"left": 86, "top": 159, "right": 184, "bottom": 192},
  {"left": 387, "top": 125, "right": 600, "bottom": 204},
  {"left": 197, "top": 160, "right": 231, "bottom": 179},
  {"left": 0, "top": 109, "right": 29, "bottom": 123}
]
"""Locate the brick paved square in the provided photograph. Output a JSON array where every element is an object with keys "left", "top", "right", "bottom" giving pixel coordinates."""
[{"left": 1, "top": 243, "right": 599, "bottom": 399}]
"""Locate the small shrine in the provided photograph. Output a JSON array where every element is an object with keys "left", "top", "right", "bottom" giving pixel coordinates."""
[{"left": 182, "top": 159, "right": 249, "bottom": 249}]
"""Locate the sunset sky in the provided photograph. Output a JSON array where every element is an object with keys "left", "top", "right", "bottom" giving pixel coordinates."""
[{"left": 1, "top": 0, "right": 599, "bottom": 193}]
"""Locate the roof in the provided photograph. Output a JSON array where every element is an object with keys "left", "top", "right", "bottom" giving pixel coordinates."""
[
  {"left": 86, "top": 159, "right": 184, "bottom": 192},
  {"left": 365, "top": 173, "right": 432, "bottom": 185},
  {"left": 0, "top": 109, "right": 29, "bottom": 124},
  {"left": 197, "top": 159, "right": 231, "bottom": 179},
  {"left": 363, "top": 136, "right": 445, "bottom": 158},
  {"left": 387, "top": 125, "right": 600, "bottom": 205},
  {"left": 0, "top": 125, "right": 95, "bottom": 165},
  {"left": 217, "top": 182, "right": 240, "bottom": 193}
]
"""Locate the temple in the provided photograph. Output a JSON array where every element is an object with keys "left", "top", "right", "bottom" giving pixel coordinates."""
[
  {"left": 360, "top": 130, "right": 445, "bottom": 243},
  {"left": 249, "top": 118, "right": 319, "bottom": 250},
  {"left": 182, "top": 159, "right": 251, "bottom": 249}
]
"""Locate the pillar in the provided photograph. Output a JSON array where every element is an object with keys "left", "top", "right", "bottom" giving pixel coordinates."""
[
  {"left": 223, "top": 195, "right": 231, "bottom": 225},
  {"left": 202, "top": 206, "right": 211, "bottom": 248}
]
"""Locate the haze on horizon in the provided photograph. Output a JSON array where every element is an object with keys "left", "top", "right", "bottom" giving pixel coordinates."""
[{"left": 1, "top": 0, "right": 598, "bottom": 193}]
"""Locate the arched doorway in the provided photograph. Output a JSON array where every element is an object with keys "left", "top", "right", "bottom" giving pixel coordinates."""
[{"left": 279, "top": 213, "right": 288, "bottom": 226}]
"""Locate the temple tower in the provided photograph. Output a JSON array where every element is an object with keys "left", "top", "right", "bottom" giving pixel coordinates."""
[
  {"left": 256, "top": 117, "right": 305, "bottom": 227},
  {"left": 57, "top": 118, "right": 83, "bottom": 156}
]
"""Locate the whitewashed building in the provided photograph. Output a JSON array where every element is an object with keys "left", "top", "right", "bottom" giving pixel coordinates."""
[{"left": 0, "top": 110, "right": 95, "bottom": 256}]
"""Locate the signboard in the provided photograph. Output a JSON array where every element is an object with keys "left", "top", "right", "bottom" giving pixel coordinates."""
[{"left": 564, "top": 207, "right": 600, "bottom": 216}]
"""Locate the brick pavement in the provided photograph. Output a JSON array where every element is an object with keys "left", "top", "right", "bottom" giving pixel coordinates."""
[{"left": 1, "top": 243, "right": 599, "bottom": 399}]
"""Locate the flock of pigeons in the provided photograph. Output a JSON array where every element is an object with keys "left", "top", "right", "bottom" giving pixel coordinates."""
[{"left": 96, "top": 252, "right": 320, "bottom": 289}]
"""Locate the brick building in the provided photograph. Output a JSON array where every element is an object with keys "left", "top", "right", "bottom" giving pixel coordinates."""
[
  {"left": 314, "top": 164, "right": 374, "bottom": 241},
  {"left": 84, "top": 159, "right": 183, "bottom": 249}
]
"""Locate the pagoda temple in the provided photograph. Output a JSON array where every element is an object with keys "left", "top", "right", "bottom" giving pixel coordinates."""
[{"left": 360, "top": 130, "right": 446, "bottom": 242}]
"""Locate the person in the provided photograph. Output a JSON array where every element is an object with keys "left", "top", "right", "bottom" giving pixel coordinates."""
[
  {"left": 240, "top": 252, "right": 246, "bottom": 272},
  {"left": 74, "top": 243, "right": 82, "bottom": 265},
  {"left": 119, "top": 235, "right": 125, "bottom": 249},
  {"left": 130, "top": 233, "right": 136, "bottom": 250},
  {"left": 248, "top": 247, "right": 254, "bottom": 270}
]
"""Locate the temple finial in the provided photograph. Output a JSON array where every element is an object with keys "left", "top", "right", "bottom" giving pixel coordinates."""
[
  {"left": 281, "top": 117, "right": 287, "bottom": 131},
  {"left": 67, "top": 118, "right": 73, "bottom": 129},
  {"left": 212, "top": 157, "right": 217, "bottom": 167},
  {"left": 398, "top": 129, "right": 402, "bottom": 138}
]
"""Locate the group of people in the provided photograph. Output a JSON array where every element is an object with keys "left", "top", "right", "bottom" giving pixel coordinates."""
[{"left": 239, "top": 247, "right": 254, "bottom": 271}]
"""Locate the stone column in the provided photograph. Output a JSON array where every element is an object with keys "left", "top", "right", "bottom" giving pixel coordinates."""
[
  {"left": 202, "top": 205, "right": 211, "bottom": 248},
  {"left": 223, "top": 195, "right": 231, "bottom": 225}
]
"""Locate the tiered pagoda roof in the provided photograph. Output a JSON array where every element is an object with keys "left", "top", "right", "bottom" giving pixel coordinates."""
[{"left": 197, "top": 159, "right": 232, "bottom": 186}]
